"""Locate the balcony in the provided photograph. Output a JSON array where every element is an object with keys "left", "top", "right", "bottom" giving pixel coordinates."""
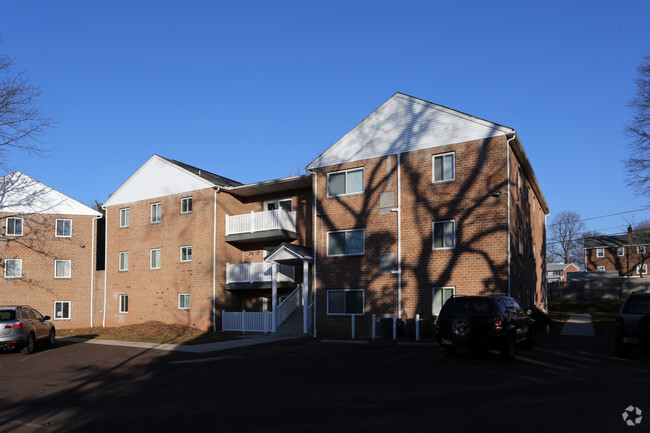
[
  {"left": 225, "top": 209, "right": 298, "bottom": 244},
  {"left": 225, "top": 262, "right": 296, "bottom": 291}
]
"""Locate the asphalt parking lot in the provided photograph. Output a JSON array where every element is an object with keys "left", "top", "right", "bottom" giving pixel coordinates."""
[{"left": 0, "top": 334, "right": 647, "bottom": 433}]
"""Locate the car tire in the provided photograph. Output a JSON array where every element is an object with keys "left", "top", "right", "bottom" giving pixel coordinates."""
[
  {"left": 440, "top": 346, "right": 455, "bottom": 358},
  {"left": 499, "top": 334, "right": 516, "bottom": 360},
  {"left": 638, "top": 315, "right": 650, "bottom": 345},
  {"left": 46, "top": 329, "right": 55, "bottom": 347},
  {"left": 450, "top": 316, "right": 474, "bottom": 342},
  {"left": 524, "top": 327, "right": 536, "bottom": 349},
  {"left": 21, "top": 333, "right": 35, "bottom": 355}
]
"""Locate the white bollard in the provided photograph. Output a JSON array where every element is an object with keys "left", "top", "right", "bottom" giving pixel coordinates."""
[
  {"left": 372, "top": 314, "right": 376, "bottom": 340},
  {"left": 351, "top": 315, "right": 356, "bottom": 339},
  {"left": 415, "top": 314, "right": 420, "bottom": 341},
  {"left": 393, "top": 314, "right": 397, "bottom": 340}
]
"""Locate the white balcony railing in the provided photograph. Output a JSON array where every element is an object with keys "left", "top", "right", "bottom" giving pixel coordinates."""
[
  {"left": 226, "top": 209, "right": 297, "bottom": 236},
  {"left": 226, "top": 262, "right": 295, "bottom": 284}
]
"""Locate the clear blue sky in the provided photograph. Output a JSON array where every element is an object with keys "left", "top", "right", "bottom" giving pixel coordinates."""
[{"left": 1, "top": 0, "right": 649, "bottom": 235}]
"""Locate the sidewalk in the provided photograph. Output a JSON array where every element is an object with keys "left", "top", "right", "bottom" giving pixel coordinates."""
[
  {"left": 61, "top": 333, "right": 302, "bottom": 353},
  {"left": 561, "top": 314, "right": 596, "bottom": 337}
]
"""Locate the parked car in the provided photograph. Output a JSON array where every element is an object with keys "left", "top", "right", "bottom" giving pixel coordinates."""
[
  {"left": 0, "top": 306, "right": 56, "bottom": 354},
  {"left": 615, "top": 292, "right": 650, "bottom": 357},
  {"left": 435, "top": 294, "right": 535, "bottom": 360}
]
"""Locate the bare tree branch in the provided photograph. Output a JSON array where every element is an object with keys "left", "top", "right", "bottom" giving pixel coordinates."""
[{"left": 625, "top": 55, "right": 650, "bottom": 195}]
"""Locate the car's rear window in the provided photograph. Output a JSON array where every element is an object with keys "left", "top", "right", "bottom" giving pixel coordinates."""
[
  {"left": 623, "top": 296, "right": 650, "bottom": 314},
  {"left": 442, "top": 298, "right": 496, "bottom": 316},
  {"left": 0, "top": 310, "right": 16, "bottom": 321}
]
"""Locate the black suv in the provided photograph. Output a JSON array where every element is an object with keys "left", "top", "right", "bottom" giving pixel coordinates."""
[
  {"left": 435, "top": 295, "right": 535, "bottom": 360},
  {"left": 615, "top": 292, "right": 650, "bottom": 357}
]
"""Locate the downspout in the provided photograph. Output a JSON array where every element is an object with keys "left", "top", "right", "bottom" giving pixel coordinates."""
[
  {"left": 90, "top": 214, "right": 102, "bottom": 327},
  {"left": 394, "top": 154, "right": 402, "bottom": 318},
  {"left": 102, "top": 205, "right": 108, "bottom": 327},
  {"left": 213, "top": 187, "right": 220, "bottom": 332},
  {"left": 306, "top": 169, "right": 317, "bottom": 338},
  {"left": 506, "top": 132, "right": 517, "bottom": 297}
]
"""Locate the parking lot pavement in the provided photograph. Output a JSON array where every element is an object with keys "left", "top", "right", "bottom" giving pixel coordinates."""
[{"left": 0, "top": 335, "right": 648, "bottom": 433}]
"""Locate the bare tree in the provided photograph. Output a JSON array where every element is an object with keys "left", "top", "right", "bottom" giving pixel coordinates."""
[
  {"left": 625, "top": 55, "right": 650, "bottom": 195},
  {"left": 626, "top": 220, "right": 650, "bottom": 277},
  {"left": 547, "top": 210, "right": 586, "bottom": 266},
  {"left": 0, "top": 36, "right": 55, "bottom": 165}
]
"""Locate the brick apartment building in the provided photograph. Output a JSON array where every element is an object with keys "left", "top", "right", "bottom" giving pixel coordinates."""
[
  {"left": 0, "top": 172, "right": 102, "bottom": 329},
  {"left": 584, "top": 226, "right": 650, "bottom": 277}
]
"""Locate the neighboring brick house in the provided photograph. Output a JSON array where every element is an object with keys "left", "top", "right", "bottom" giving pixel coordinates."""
[
  {"left": 306, "top": 93, "right": 549, "bottom": 336},
  {"left": 0, "top": 172, "right": 102, "bottom": 329},
  {"left": 547, "top": 262, "right": 579, "bottom": 283},
  {"left": 584, "top": 227, "right": 650, "bottom": 277}
]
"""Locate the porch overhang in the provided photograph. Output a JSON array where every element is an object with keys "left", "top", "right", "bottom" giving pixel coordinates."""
[{"left": 265, "top": 242, "right": 314, "bottom": 266}]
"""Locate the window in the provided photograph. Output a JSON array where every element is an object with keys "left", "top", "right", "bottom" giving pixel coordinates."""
[
  {"left": 56, "top": 219, "right": 72, "bottom": 237},
  {"left": 119, "top": 295, "right": 128, "bottom": 313},
  {"left": 327, "top": 229, "right": 364, "bottom": 256},
  {"left": 618, "top": 247, "right": 625, "bottom": 257},
  {"left": 637, "top": 264, "right": 648, "bottom": 275},
  {"left": 119, "top": 252, "right": 129, "bottom": 271},
  {"left": 120, "top": 208, "right": 130, "bottom": 227},
  {"left": 432, "top": 152, "right": 455, "bottom": 182},
  {"left": 433, "top": 221, "right": 455, "bottom": 249},
  {"left": 6, "top": 217, "right": 23, "bottom": 236},
  {"left": 180, "top": 246, "right": 192, "bottom": 262},
  {"left": 327, "top": 168, "right": 364, "bottom": 197},
  {"left": 55, "top": 260, "right": 71, "bottom": 278},
  {"left": 596, "top": 248, "right": 604, "bottom": 258},
  {"left": 179, "top": 294, "right": 190, "bottom": 309},
  {"left": 4, "top": 259, "right": 22, "bottom": 278},
  {"left": 181, "top": 197, "right": 192, "bottom": 214},
  {"left": 151, "top": 203, "right": 161, "bottom": 223},
  {"left": 432, "top": 287, "right": 455, "bottom": 316},
  {"left": 327, "top": 290, "right": 364, "bottom": 315},
  {"left": 597, "top": 266, "right": 606, "bottom": 272},
  {"left": 150, "top": 249, "right": 161, "bottom": 269},
  {"left": 638, "top": 246, "right": 647, "bottom": 254},
  {"left": 264, "top": 199, "right": 292, "bottom": 211},
  {"left": 54, "top": 301, "right": 70, "bottom": 320}
]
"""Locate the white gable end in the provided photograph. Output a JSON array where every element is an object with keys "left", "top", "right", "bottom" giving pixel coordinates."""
[
  {"left": 104, "top": 156, "right": 215, "bottom": 207},
  {"left": 308, "top": 93, "right": 514, "bottom": 169}
]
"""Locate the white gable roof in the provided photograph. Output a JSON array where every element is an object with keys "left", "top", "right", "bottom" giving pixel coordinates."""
[
  {"left": 307, "top": 93, "right": 514, "bottom": 169},
  {"left": 0, "top": 172, "right": 101, "bottom": 216},
  {"left": 103, "top": 155, "right": 221, "bottom": 207}
]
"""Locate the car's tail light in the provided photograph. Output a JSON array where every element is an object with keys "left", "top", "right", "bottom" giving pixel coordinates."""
[
  {"left": 616, "top": 316, "right": 624, "bottom": 330},
  {"left": 494, "top": 319, "right": 503, "bottom": 333},
  {"left": 4, "top": 322, "right": 23, "bottom": 329}
]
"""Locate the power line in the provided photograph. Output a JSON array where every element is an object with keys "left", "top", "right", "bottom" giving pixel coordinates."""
[{"left": 547, "top": 206, "right": 650, "bottom": 228}]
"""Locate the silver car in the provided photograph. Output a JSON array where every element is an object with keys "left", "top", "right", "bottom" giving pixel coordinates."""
[
  {"left": 0, "top": 306, "right": 56, "bottom": 354},
  {"left": 615, "top": 293, "right": 650, "bottom": 357}
]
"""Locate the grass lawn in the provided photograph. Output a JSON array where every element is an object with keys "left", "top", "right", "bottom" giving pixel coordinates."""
[
  {"left": 548, "top": 299, "right": 624, "bottom": 337},
  {"left": 57, "top": 321, "right": 243, "bottom": 345}
]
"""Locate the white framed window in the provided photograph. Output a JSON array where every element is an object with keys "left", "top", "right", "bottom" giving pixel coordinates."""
[
  {"left": 264, "top": 198, "right": 292, "bottom": 211},
  {"left": 326, "top": 289, "right": 364, "bottom": 315},
  {"left": 433, "top": 220, "right": 455, "bottom": 250},
  {"left": 119, "top": 294, "right": 128, "bottom": 313},
  {"left": 432, "top": 152, "right": 455, "bottom": 183},
  {"left": 181, "top": 197, "right": 192, "bottom": 214},
  {"left": 55, "top": 219, "right": 72, "bottom": 237},
  {"left": 617, "top": 247, "right": 625, "bottom": 257},
  {"left": 596, "top": 266, "right": 606, "bottom": 272},
  {"left": 178, "top": 293, "right": 190, "bottom": 309},
  {"left": 637, "top": 264, "right": 648, "bottom": 274},
  {"left": 151, "top": 203, "right": 161, "bottom": 223},
  {"left": 6, "top": 217, "right": 23, "bottom": 236},
  {"left": 596, "top": 248, "right": 604, "bottom": 258},
  {"left": 54, "top": 301, "right": 71, "bottom": 320},
  {"left": 55, "top": 260, "right": 71, "bottom": 278},
  {"left": 327, "top": 229, "right": 364, "bottom": 256},
  {"left": 4, "top": 259, "right": 22, "bottom": 278},
  {"left": 119, "top": 252, "right": 129, "bottom": 271},
  {"left": 120, "top": 208, "right": 130, "bottom": 228},
  {"left": 638, "top": 246, "right": 647, "bottom": 254},
  {"left": 180, "top": 246, "right": 192, "bottom": 262},
  {"left": 432, "top": 287, "right": 455, "bottom": 316},
  {"left": 150, "top": 249, "right": 161, "bottom": 269},
  {"left": 327, "top": 168, "right": 364, "bottom": 197}
]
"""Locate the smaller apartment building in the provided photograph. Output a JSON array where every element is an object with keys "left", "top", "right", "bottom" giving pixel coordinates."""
[
  {"left": 0, "top": 172, "right": 102, "bottom": 328},
  {"left": 584, "top": 227, "right": 650, "bottom": 277}
]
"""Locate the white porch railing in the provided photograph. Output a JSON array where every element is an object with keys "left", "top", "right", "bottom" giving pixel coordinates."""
[
  {"left": 222, "top": 310, "right": 273, "bottom": 333},
  {"left": 226, "top": 262, "right": 295, "bottom": 284},
  {"left": 276, "top": 286, "right": 301, "bottom": 327},
  {"left": 226, "top": 209, "right": 297, "bottom": 236}
]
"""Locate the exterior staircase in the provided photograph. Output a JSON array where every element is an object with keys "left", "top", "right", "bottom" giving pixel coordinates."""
[{"left": 277, "top": 307, "right": 305, "bottom": 334}]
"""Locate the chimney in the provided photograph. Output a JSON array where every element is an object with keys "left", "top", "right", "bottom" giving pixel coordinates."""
[{"left": 628, "top": 225, "right": 633, "bottom": 245}]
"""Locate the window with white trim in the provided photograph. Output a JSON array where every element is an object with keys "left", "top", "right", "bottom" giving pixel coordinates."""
[
  {"left": 597, "top": 266, "right": 606, "bottom": 272},
  {"left": 327, "top": 290, "right": 364, "bottom": 315},
  {"left": 120, "top": 208, "right": 130, "bottom": 227},
  {"left": 264, "top": 198, "right": 292, "bottom": 211},
  {"left": 56, "top": 219, "right": 72, "bottom": 237},
  {"left": 596, "top": 248, "right": 604, "bottom": 258},
  {"left": 180, "top": 246, "right": 192, "bottom": 262},
  {"left": 4, "top": 259, "right": 22, "bottom": 278},
  {"left": 179, "top": 293, "right": 190, "bottom": 309},
  {"left": 637, "top": 264, "right": 648, "bottom": 274},
  {"left": 55, "top": 260, "right": 71, "bottom": 278},
  {"left": 150, "top": 249, "right": 161, "bottom": 269},
  {"left": 119, "top": 252, "right": 129, "bottom": 271},
  {"left": 638, "top": 246, "right": 647, "bottom": 254},
  {"left": 617, "top": 247, "right": 625, "bottom": 257},
  {"left": 181, "top": 197, "right": 192, "bottom": 214},
  {"left": 6, "top": 217, "right": 23, "bottom": 236},
  {"left": 327, "top": 168, "right": 364, "bottom": 197},
  {"left": 119, "top": 294, "right": 128, "bottom": 313},
  {"left": 432, "top": 152, "right": 455, "bottom": 182},
  {"left": 54, "top": 301, "right": 70, "bottom": 320},
  {"left": 151, "top": 203, "right": 161, "bottom": 223},
  {"left": 433, "top": 221, "right": 455, "bottom": 249},
  {"left": 327, "top": 229, "right": 364, "bottom": 256},
  {"left": 432, "top": 287, "right": 455, "bottom": 316}
]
